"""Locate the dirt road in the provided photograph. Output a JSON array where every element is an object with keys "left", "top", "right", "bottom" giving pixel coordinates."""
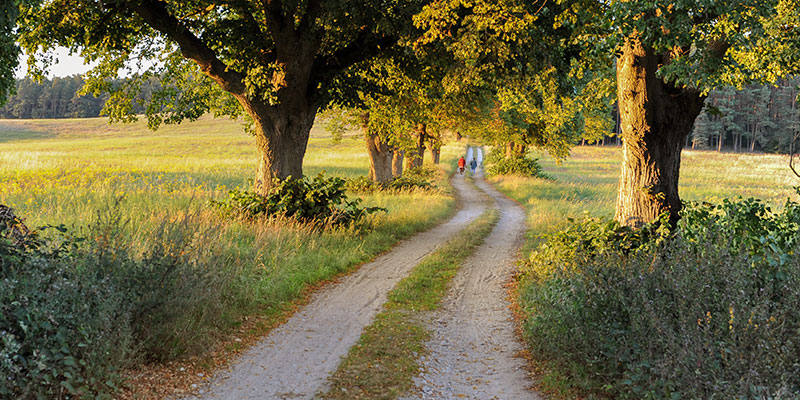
[
  {"left": 403, "top": 178, "right": 539, "bottom": 400},
  {"left": 188, "top": 175, "right": 489, "bottom": 400}
]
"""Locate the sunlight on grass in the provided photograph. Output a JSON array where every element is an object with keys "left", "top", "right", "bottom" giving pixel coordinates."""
[
  {"left": 492, "top": 145, "right": 799, "bottom": 251},
  {"left": 0, "top": 115, "right": 456, "bottom": 365}
]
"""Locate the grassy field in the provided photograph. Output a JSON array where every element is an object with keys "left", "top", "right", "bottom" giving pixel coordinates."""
[
  {"left": 492, "top": 145, "right": 800, "bottom": 251},
  {"left": 0, "top": 115, "right": 463, "bottom": 397}
]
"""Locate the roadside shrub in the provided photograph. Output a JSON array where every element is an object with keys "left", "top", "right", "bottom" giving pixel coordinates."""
[
  {"left": 0, "top": 205, "right": 232, "bottom": 399},
  {"left": 344, "top": 166, "right": 438, "bottom": 193},
  {"left": 388, "top": 166, "right": 435, "bottom": 191},
  {"left": 486, "top": 152, "right": 549, "bottom": 178},
  {"left": 343, "top": 176, "right": 379, "bottom": 193},
  {"left": 521, "top": 195, "right": 800, "bottom": 398},
  {"left": 212, "top": 173, "right": 385, "bottom": 226}
]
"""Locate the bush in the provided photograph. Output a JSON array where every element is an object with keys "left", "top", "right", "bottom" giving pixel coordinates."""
[
  {"left": 212, "top": 173, "right": 385, "bottom": 226},
  {"left": 0, "top": 205, "right": 232, "bottom": 399},
  {"left": 344, "top": 166, "right": 438, "bottom": 193},
  {"left": 486, "top": 152, "right": 549, "bottom": 178},
  {"left": 521, "top": 195, "right": 800, "bottom": 398}
]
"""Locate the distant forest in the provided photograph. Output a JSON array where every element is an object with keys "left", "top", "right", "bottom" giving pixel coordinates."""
[
  {"left": 690, "top": 77, "right": 800, "bottom": 154},
  {"left": 596, "top": 79, "right": 800, "bottom": 154},
  {"left": 0, "top": 76, "right": 160, "bottom": 120},
  {"left": 2, "top": 76, "right": 798, "bottom": 154}
]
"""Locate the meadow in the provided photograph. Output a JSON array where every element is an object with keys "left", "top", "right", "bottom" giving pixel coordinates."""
[{"left": 0, "top": 116, "right": 462, "bottom": 398}]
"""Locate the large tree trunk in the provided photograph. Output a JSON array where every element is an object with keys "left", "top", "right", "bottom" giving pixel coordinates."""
[
  {"left": 360, "top": 112, "right": 394, "bottom": 183},
  {"left": 406, "top": 123, "right": 427, "bottom": 169},
  {"left": 365, "top": 133, "right": 394, "bottom": 183},
  {"left": 429, "top": 137, "right": 441, "bottom": 164},
  {"left": 504, "top": 142, "right": 526, "bottom": 159},
  {"left": 248, "top": 99, "right": 316, "bottom": 195},
  {"left": 392, "top": 150, "right": 404, "bottom": 178},
  {"left": 614, "top": 36, "right": 705, "bottom": 227}
]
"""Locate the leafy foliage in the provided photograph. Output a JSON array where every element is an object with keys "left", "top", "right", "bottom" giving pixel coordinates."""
[
  {"left": 344, "top": 166, "right": 438, "bottom": 193},
  {"left": 485, "top": 150, "right": 549, "bottom": 178},
  {"left": 521, "top": 194, "right": 800, "bottom": 398},
  {"left": 211, "top": 174, "right": 385, "bottom": 226},
  {"left": 0, "top": 0, "right": 18, "bottom": 106},
  {"left": 0, "top": 205, "right": 231, "bottom": 398}
]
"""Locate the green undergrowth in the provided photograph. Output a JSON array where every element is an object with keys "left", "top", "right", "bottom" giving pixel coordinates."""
[
  {"left": 522, "top": 196, "right": 800, "bottom": 399},
  {"left": 210, "top": 173, "right": 386, "bottom": 227},
  {"left": 344, "top": 166, "right": 443, "bottom": 194},
  {"left": 485, "top": 150, "right": 550, "bottom": 179},
  {"left": 322, "top": 208, "right": 499, "bottom": 400}
]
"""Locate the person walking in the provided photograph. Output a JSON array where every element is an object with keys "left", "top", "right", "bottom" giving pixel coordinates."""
[
  {"left": 470, "top": 158, "right": 478, "bottom": 175},
  {"left": 458, "top": 156, "right": 466, "bottom": 175}
]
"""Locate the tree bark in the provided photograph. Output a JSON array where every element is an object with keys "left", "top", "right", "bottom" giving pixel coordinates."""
[
  {"left": 505, "top": 142, "right": 526, "bottom": 159},
  {"left": 365, "top": 132, "right": 394, "bottom": 183},
  {"left": 248, "top": 97, "right": 316, "bottom": 195},
  {"left": 406, "top": 123, "right": 426, "bottom": 169},
  {"left": 614, "top": 36, "right": 706, "bottom": 227},
  {"left": 429, "top": 136, "right": 441, "bottom": 164},
  {"left": 392, "top": 150, "right": 404, "bottom": 178}
]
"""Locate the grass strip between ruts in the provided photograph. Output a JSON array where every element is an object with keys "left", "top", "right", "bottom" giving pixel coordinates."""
[{"left": 321, "top": 206, "right": 499, "bottom": 399}]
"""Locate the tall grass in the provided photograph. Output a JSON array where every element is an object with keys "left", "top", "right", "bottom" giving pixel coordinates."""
[{"left": 0, "top": 115, "right": 459, "bottom": 398}]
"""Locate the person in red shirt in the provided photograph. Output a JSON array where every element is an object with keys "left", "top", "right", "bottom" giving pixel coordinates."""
[{"left": 457, "top": 156, "right": 466, "bottom": 175}]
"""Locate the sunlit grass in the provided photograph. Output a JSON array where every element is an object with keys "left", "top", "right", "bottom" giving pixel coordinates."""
[
  {"left": 492, "top": 145, "right": 799, "bottom": 252},
  {"left": 0, "top": 115, "right": 458, "bottom": 368}
]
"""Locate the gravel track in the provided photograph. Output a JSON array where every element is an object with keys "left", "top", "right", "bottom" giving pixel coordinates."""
[
  {"left": 403, "top": 177, "right": 540, "bottom": 400},
  {"left": 187, "top": 174, "right": 488, "bottom": 400}
]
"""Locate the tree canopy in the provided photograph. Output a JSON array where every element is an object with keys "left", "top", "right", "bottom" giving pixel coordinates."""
[{"left": 16, "top": 0, "right": 431, "bottom": 193}]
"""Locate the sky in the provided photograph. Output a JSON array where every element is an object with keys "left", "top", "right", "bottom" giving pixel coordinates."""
[{"left": 15, "top": 46, "right": 95, "bottom": 79}]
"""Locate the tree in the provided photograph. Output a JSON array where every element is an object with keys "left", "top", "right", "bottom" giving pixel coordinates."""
[
  {"left": 0, "top": 0, "right": 17, "bottom": 106},
  {"left": 415, "top": 0, "right": 614, "bottom": 169},
  {"left": 18, "top": 0, "right": 428, "bottom": 194},
  {"left": 571, "top": 0, "right": 800, "bottom": 226}
]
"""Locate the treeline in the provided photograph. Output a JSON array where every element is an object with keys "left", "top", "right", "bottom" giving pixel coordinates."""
[
  {"left": 0, "top": 76, "right": 164, "bottom": 120},
  {"left": 590, "top": 79, "right": 799, "bottom": 155},
  {"left": 0, "top": 76, "right": 106, "bottom": 119},
  {"left": 690, "top": 78, "right": 799, "bottom": 153}
]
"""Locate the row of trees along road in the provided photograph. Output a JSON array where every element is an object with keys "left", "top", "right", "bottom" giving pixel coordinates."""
[{"left": 1, "top": 0, "right": 800, "bottom": 227}]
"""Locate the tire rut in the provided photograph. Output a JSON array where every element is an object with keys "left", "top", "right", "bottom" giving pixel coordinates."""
[
  {"left": 403, "top": 177, "right": 540, "bottom": 400},
  {"left": 185, "top": 174, "right": 488, "bottom": 400}
]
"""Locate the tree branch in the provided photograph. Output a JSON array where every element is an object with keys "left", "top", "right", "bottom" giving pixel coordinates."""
[
  {"left": 312, "top": 32, "right": 397, "bottom": 87},
  {"left": 262, "top": 0, "right": 286, "bottom": 36},
  {"left": 296, "top": 0, "right": 323, "bottom": 36},
  {"left": 133, "top": 0, "right": 246, "bottom": 95}
]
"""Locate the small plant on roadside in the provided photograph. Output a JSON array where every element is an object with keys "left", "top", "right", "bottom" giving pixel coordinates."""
[
  {"left": 211, "top": 173, "right": 386, "bottom": 226},
  {"left": 344, "top": 166, "right": 439, "bottom": 194},
  {"left": 486, "top": 151, "right": 549, "bottom": 178}
]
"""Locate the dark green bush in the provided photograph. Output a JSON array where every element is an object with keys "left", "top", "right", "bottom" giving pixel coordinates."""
[
  {"left": 344, "top": 166, "right": 437, "bottom": 193},
  {"left": 521, "top": 195, "right": 800, "bottom": 398},
  {"left": 486, "top": 152, "right": 549, "bottom": 178},
  {"left": 0, "top": 206, "right": 232, "bottom": 399},
  {"left": 212, "top": 173, "right": 385, "bottom": 226}
]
